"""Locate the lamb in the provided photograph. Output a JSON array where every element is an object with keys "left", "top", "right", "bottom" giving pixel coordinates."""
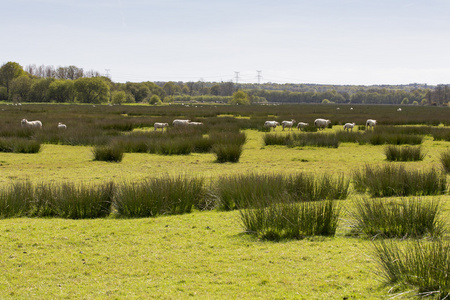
[
  {"left": 21, "top": 119, "right": 42, "bottom": 129},
  {"left": 296, "top": 122, "right": 309, "bottom": 131},
  {"left": 154, "top": 122, "right": 169, "bottom": 131},
  {"left": 343, "top": 122, "right": 355, "bottom": 132},
  {"left": 281, "top": 120, "right": 295, "bottom": 131},
  {"left": 314, "top": 118, "right": 331, "bottom": 130},
  {"left": 366, "top": 119, "right": 377, "bottom": 129},
  {"left": 57, "top": 122, "right": 67, "bottom": 129},
  {"left": 188, "top": 122, "right": 204, "bottom": 126}
]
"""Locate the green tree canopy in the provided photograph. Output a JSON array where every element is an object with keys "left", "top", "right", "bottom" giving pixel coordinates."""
[
  {"left": 0, "top": 62, "right": 26, "bottom": 100},
  {"left": 229, "top": 90, "right": 250, "bottom": 105},
  {"left": 74, "top": 77, "right": 110, "bottom": 103},
  {"left": 48, "top": 80, "right": 75, "bottom": 103}
]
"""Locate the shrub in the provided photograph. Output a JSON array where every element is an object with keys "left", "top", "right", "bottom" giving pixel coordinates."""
[
  {"left": 349, "top": 197, "right": 444, "bottom": 238},
  {"left": 372, "top": 239, "right": 450, "bottom": 298},
  {"left": 213, "top": 143, "right": 243, "bottom": 163},
  {"left": 384, "top": 145, "right": 425, "bottom": 161},
  {"left": 352, "top": 164, "right": 447, "bottom": 197},
  {"left": 92, "top": 144, "right": 124, "bottom": 162},
  {"left": 113, "top": 176, "right": 206, "bottom": 218},
  {"left": 239, "top": 198, "right": 340, "bottom": 240},
  {"left": 440, "top": 150, "right": 450, "bottom": 173}
]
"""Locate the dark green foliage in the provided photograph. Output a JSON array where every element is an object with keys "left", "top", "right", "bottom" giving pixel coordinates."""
[
  {"left": 372, "top": 239, "right": 450, "bottom": 298},
  {"left": 440, "top": 150, "right": 450, "bottom": 173},
  {"left": 113, "top": 176, "right": 206, "bottom": 218},
  {"left": 239, "top": 198, "right": 340, "bottom": 240},
  {"left": 353, "top": 164, "right": 447, "bottom": 197},
  {"left": 0, "top": 137, "right": 41, "bottom": 153},
  {"left": 0, "top": 181, "right": 34, "bottom": 218},
  {"left": 212, "top": 143, "right": 243, "bottom": 163},
  {"left": 92, "top": 145, "right": 124, "bottom": 162},
  {"left": 157, "top": 138, "right": 193, "bottom": 155},
  {"left": 349, "top": 197, "right": 444, "bottom": 238},
  {"left": 263, "top": 133, "right": 339, "bottom": 148},
  {"left": 384, "top": 145, "right": 425, "bottom": 161}
]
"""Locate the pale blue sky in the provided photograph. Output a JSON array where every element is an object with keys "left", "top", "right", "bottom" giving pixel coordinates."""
[{"left": 2, "top": 0, "right": 450, "bottom": 85}]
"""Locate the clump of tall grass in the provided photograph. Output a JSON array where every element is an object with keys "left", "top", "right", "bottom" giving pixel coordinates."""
[
  {"left": 157, "top": 138, "right": 193, "bottom": 155},
  {"left": 364, "top": 133, "right": 423, "bottom": 145},
  {"left": 372, "top": 239, "right": 450, "bottom": 298},
  {"left": 293, "top": 133, "right": 340, "bottom": 148},
  {"left": 349, "top": 197, "right": 444, "bottom": 238},
  {"left": 432, "top": 128, "right": 450, "bottom": 141},
  {"left": 0, "top": 138, "right": 41, "bottom": 153},
  {"left": 50, "top": 182, "right": 114, "bottom": 219},
  {"left": 211, "top": 131, "right": 246, "bottom": 163},
  {"left": 214, "top": 172, "right": 349, "bottom": 210},
  {"left": 239, "top": 197, "right": 340, "bottom": 240},
  {"left": 0, "top": 181, "right": 34, "bottom": 218},
  {"left": 113, "top": 176, "right": 206, "bottom": 218},
  {"left": 92, "top": 144, "right": 124, "bottom": 162},
  {"left": 384, "top": 145, "right": 425, "bottom": 161},
  {"left": 263, "top": 133, "right": 291, "bottom": 146},
  {"left": 353, "top": 164, "right": 447, "bottom": 197},
  {"left": 440, "top": 150, "right": 450, "bottom": 173}
]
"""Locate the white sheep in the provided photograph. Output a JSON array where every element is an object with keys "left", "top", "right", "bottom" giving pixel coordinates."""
[
  {"left": 397, "top": 108, "right": 402, "bottom": 112},
  {"left": 21, "top": 119, "right": 42, "bottom": 129},
  {"left": 343, "top": 122, "right": 356, "bottom": 132},
  {"left": 281, "top": 119, "right": 296, "bottom": 131},
  {"left": 296, "top": 122, "right": 309, "bottom": 131},
  {"left": 172, "top": 119, "right": 190, "bottom": 126},
  {"left": 314, "top": 118, "right": 331, "bottom": 130},
  {"left": 154, "top": 122, "right": 169, "bottom": 131},
  {"left": 366, "top": 119, "right": 377, "bottom": 129},
  {"left": 57, "top": 122, "right": 67, "bottom": 129},
  {"left": 264, "top": 121, "right": 279, "bottom": 131},
  {"left": 188, "top": 122, "right": 204, "bottom": 126}
]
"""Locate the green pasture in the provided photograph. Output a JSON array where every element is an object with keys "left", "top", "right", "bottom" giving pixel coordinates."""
[{"left": 0, "top": 103, "right": 449, "bottom": 299}]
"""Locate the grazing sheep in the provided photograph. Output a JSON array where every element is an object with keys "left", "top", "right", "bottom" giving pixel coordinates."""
[
  {"left": 397, "top": 108, "right": 402, "bottom": 112},
  {"left": 264, "top": 121, "right": 279, "bottom": 131},
  {"left": 188, "top": 122, "right": 204, "bottom": 126},
  {"left": 281, "top": 119, "right": 296, "bottom": 131},
  {"left": 154, "top": 122, "right": 169, "bottom": 131},
  {"left": 172, "top": 119, "right": 190, "bottom": 126},
  {"left": 343, "top": 122, "right": 356, "bottom": 132},
  {"left": 314, "top": 118, "right": 331, "bottom": 130},
  {"left": 366, "top": 119, "right": 377, "bottom": 129},
  {"left": 297, "top": 122, "right": 309, "bottom": 131},
  {"left": 21, "top": 119, "right": 42, "bottom": 129},
  {"left": 350, "top": 107, "right": 353, "bottom": 110},
  {"left": 57, "top": 122, "right": 67, "bottom": 129}
]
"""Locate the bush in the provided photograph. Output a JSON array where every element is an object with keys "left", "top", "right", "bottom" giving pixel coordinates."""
[
  {"left": 213, "top": 143, "right": 243, "bottom": 163},
  {"left": 349, "top": 197, "right": 444, "bottom": 238},
  {"left": 92, "top": 144, "right": 124, "bottom": 162},
  {"left": 239, "top": 198, "right": 340, "bottom": 240},
  {"left": 372, "top": 239, "right": 450, "bottom": 298},
  {"left": 353, "top": 164, "right": 447, "bottom": 197},
  {"left": 384, "top": 145, "right": 425, "bottom": 161}
]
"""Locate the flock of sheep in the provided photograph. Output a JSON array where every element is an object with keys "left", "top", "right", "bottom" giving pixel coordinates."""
[
  {"left": 20, "top": 119, "right": 67, "bottom": 129},
  {"left": 264, "top": 118, "right": 377, "bottom": 132}
]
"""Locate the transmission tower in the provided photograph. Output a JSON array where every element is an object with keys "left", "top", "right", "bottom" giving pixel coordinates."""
[
  {"left": 105, "top": 69, "right": 111, "bottom": 79},
  {"left": 256, "top": 70, "right": 262, "bottom": 84},
  {"left": 234, "top": 71, "right": 240, "bottom": 84}
]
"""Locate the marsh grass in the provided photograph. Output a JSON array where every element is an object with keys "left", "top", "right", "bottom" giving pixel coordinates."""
[
  {"left": 372, "top": 239, "right": 450, "bottom": 298},
  {"left": 215, "top": 173, "right": 349, "bottom": 210},
  {"left": 349, "top": 197, "right": 444, "bottom": 238},
  {"left": 239, "top": 197, "right": 340, "bottom": 240},
  {"left": 92, "top": 144, "right": 124, "bottom": 162},
  {"left": 0, "top": 137, "right": 41, "bottom": 153},
  {"left": 353, "top": 164, "right": 447, "bottom": 197},
  {"left": 440, "top": 150, "right": 450, "bottom": 173},
  {"left": 0, "top": 181, "right": 33, "bottom": 218},
  {"left": 263, "top": 133, "right": 340, "bottom": 148},
  {"left": 113, "top": 176, "right": 206, "bottom": 218},
  {"left": 384, "top": 145, "right": 425, "bottom": 161}
]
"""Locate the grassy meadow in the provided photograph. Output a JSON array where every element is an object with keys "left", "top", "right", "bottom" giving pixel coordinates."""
[{"left": 0, "top": 103, "right": 449, "bottom": 299}]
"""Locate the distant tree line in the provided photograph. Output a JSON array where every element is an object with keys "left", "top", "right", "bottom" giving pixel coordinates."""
[{"left": 0, "top": 61, "right": 448, "bottom": 106}]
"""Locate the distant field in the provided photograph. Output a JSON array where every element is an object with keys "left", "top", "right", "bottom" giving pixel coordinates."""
[{"left": 0, "top": 103, "right": 449, "bottom": 299}]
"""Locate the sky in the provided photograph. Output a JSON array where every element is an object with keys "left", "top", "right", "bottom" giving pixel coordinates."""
[{"left": 2, "top": 0, "right": 450, "bottom": 85}]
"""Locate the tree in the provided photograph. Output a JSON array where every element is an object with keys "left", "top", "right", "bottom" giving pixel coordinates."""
[
  {"left": 0, "top": 62, "right": 26, "bottom": 100},
  {"left": 163, "top": 81, "right": 180, "bottom": 96},
  {"left": 401, "top": 97, "right": 409, "bottom": 105},
  {"left": 29, "top": 78, "right": 54, "bottom": 102},
  {"left": 111, "top": 91, "right": 127, "bottom": 105},
  {"left": 148, "top": 94, "right": 162, "bottom": 105},
  {"left": 74, "top": 77, "right": 110, "bottom": 103},
  {"left": 10, "top": 76, "right": 32, "bottom": 102},
  {"left": 48, "top": 80, "right": 75, "bottom": 103},
  {"left": 229, "top": 90, "right": 250, "bottom": 105}
]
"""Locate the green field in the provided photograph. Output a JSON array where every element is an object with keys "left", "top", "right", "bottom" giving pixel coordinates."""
[{"left": 0, "top": 103, "right": 449, "bottom": 299}]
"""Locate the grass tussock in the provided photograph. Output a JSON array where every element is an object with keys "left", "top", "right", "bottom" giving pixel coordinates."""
[
  {"left": 0, "top": 138, "right": 41, "bottom": 153},
  {"left": 348, "top": 197, "right": 444, "bottom": 238},
  {"left": 440, "top": 150, "right": 450, "bottom": 173},
  {"left": 353, "top": 164, "right": 447, "bottom": 197},
  {"left": 113, "top": 176, "right": 206, "bottom": 218},
  {"left": 384, "top": 145, "right": 426, "bottom": 161},
  {"left": 92, "top": 144, "right": 124, "bottom": 162},
  {"left": 239, "top": 198, "right": 340, "bottom": 240},
  {"left": 372, "top": 239, "right": 450, "bottom": 298}
]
